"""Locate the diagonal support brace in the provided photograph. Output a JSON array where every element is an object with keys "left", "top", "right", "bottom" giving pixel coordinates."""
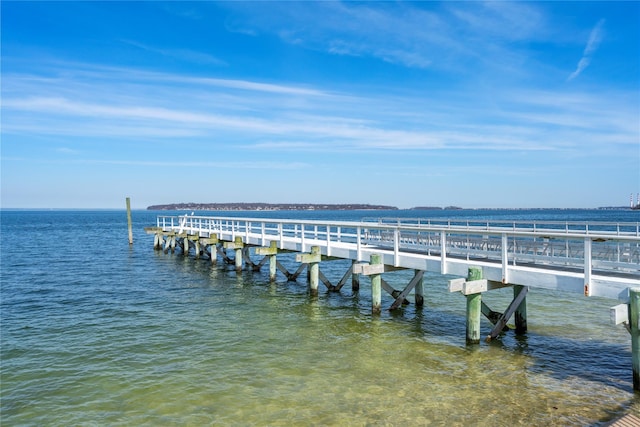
[
  {"left": 389, "top": 271, "right": 424, "bottom": 310},
  {"left": 486, "top": 286, "right": 529, "bottom": 342}
]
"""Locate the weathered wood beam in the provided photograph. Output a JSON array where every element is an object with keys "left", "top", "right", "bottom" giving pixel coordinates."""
[
  {"left": 486, "top": 286, "right": 529, "bottom": 342},
  {"left": 352, "top": 263, "right": 406, "bottom": 276},
  {"left": 318, "top": 270, "right": 333, "bottom": 290},
  {"left": 389, "top": 271, "right": 424, "bottom": 311},
  {"left": 330, "top": 265, "right": 353, "bottom": 292},
  {"left": 448, "top": 278, "right": 511, "bottom": 295}
]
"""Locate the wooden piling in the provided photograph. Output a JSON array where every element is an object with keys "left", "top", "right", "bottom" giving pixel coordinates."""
[
  {"left": 234, "top": 236, "right": 243, "bottom": 272},
  {"left": 466, "top": 267, "right": 483, "bottom": 345},
  {"left": 514, "top": 284, "right": 528, "bottom": 334},
  {"left": 630, "top": 287, "right": 640, "bottom": 391},
  {"left": 295, "top": 246, "right": 321, "bottom": 295},
  {"left": 371, "top": 254, "right": 382, "bottom": 315},
  {"left": 415, "top": 269, "right": 424, "bottom": 307},
  {"left": 126, "top": 197, "right": 133, "bottom": 245},
  {"left": 309, "top": 246, "right": 320, "bottom": 296},
  {"left": 352, "top": 260, "right": 360, "bottom": 293},
  {"left": 269, "top": 241, "right": 277, "bottom": 282}
]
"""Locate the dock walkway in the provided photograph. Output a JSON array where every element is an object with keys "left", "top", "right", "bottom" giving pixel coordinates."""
[{"left": 151, "top": 215, "right": 639, "bottom": 300}]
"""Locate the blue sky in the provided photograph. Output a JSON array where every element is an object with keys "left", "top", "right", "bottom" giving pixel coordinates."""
[{"left": 2, "top": 1, "right": 639, "bottom": 209}]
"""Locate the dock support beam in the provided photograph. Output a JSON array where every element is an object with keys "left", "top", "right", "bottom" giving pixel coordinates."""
[
  {"left": 269, "top": 241, "right": 277, "bottom": 282},
  {"left": 415, "top": 270, "right": 424, "bottom": 307},
  {"left": 255, "top": 241, "right": 278, "bottom": 281},
  {"left": 514, "top": 284, "right": 528, "bottom": 334},
  {"left": 352, "top": 260, "right": 360, "bottom": 293},
  {"left": 223, "top": 237, "right": 244, "bottom": 271},
  {"left": 296, "top": 246, "right": 321, "bottom": 296},
  {"left": 308, "top": 246, "right": 320, "bottom": 296},
  {"left": 234, "top": 237, "right": 243, "bottom": 272},
  {"left": 466, "top": 267, "right": 483, "bottom": 345},
  {"left": 371, "top": 254, "right": 382, "bottom": 315},
  {"left": 630, "top": 288, "right": 640, "bottom": 391}
]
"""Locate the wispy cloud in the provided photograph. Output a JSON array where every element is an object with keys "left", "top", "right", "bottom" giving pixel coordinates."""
[
  {"left": 121, "top": 40, "right": 228, "bottom": 66},
  {"left": 2, "top": 62, "right": 637, "bottom": 157},
  {"left": 221, "top": 1, "right": 550, "bottom": 73},
  {"left": 568, "top": 19, "right": 605, "bottom": 81},
  {"left": 2, "top": 156, "right": 311, "bottom": 170}
]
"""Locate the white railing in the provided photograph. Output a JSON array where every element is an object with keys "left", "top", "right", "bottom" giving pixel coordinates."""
[
  {"left": 363, "top": 217, "right": 640, "bottom": 237},
  {"left": 157, "top": 215, "right": 640, "bottom": 278}
]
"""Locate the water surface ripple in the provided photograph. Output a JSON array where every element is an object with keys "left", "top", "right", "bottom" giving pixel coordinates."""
[{"left": 1, "top": 209, "right": 639, "bottom": 426}]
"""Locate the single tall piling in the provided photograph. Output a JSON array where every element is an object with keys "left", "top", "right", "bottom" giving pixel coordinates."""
[
  {"left": 466, "top": 266, "right": 483, "bottom": 345},
  {"left": 630, "top": 288, "right": 640, "bottom": 391},
  {"left": 126, "top": 197, "right": 133, "bottom": 245}
]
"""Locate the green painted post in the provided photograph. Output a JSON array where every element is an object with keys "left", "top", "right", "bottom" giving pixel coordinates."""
[
  {"left": 269, "top": 241, "right": 277, "bottom": 282},
  {"left": 466, "top": 267, "right": 483, "bottom": 345},
  {"left": 415, "top": 269, "right": 424, "bottom": 308},
  {"left": 309, "top": 246, "right": 320, "bottom": 296},
  {"left": 514, "top": 285, "right": 528, "bottom": 334},
  {"left": 371, "top": 254, "right": 382, "bottom": 315},
  {"left": 234, "top": 236, "right": 243, "bottom": 272},
  {"left": 126, "top": 197, "right": 133, "bottom": 245},
  {"left": 630, "top": 288, "right": 640, "bottom": 391}
]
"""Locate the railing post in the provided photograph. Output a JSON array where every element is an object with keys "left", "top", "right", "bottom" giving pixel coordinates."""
[
  {"left": 326, "top": 226, "right": 331, "bottom": 257},
  {"left": 502, "top": 233, "right": 509, "bottom": 283},
  {"left": 394, "top": 228, "right": 400, "bottom": 267},
  {"left": 440, "top": 231, "right": 447, "bottom": 274},
  {"left": 356, "top": 226, "right": 362, "bottom": 261},
  {"left": 584, "top": 237, "right": 592, "bottom": 296}
]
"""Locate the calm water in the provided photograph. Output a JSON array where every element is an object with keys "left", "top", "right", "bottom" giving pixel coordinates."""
[{"left": 2, "top": 209, "right": 640, "bottom": 426}]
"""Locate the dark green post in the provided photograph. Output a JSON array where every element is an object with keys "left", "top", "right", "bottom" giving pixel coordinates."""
[
  {"left": 351, "top": 260, "right": 360, "bottom": 293},
  {"left": 466, "top": 266, "right": 482, "bottom": 345},
  {"left": 514, "top": 285, "right": 528, "bottom": 334}
]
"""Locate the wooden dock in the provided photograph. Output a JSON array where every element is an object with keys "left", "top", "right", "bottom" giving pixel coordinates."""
[
  {"left": 146, "top": 214, "right": 640, "bottom": 389},
  {"left": 608, "top": 413, "right": 640, "bottom": 427}
]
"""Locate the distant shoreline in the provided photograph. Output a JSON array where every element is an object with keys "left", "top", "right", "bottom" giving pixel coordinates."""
[
  {"left": 145, "top": 203, "right": 634, "bottom": 211},
  {"left": 147, "top": 202, "right": 401, "bottom": 211}
]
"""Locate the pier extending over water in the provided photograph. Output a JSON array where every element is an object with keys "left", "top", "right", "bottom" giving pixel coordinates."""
[{"left": 146, "top": 214, "right": 640, "bottom": 389}]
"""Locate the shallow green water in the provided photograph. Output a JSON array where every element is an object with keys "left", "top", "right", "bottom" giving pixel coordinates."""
[{"left": 1, "top": 210, "right": 639, "bottom": 426}]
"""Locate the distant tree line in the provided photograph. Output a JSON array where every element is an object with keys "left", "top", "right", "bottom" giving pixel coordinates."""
[{"left": 147, "top": 202, "right": 399, "bottom": 211}]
